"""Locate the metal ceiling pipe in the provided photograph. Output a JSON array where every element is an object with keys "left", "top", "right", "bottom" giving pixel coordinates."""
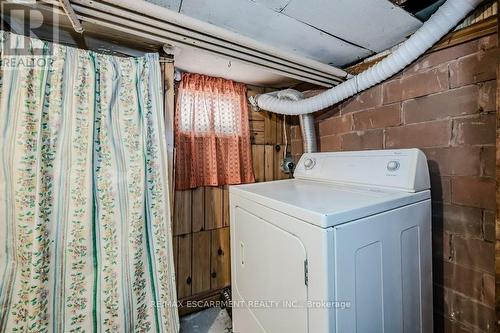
[
  {"left": 254, "top": 0, "right": 482, "bottom": 114},
  {"left": 66, "top": 6, "right": 340, "bottom": 84},
  {"left": 39, "top": 0, "right": 348, "bottom": 86},
  {"left": 72, "top": 1, "right": 340, "bottom": 82},
  {"left": 38, "top": 1, "right": 340, "bottom": 85},
  {"left": 96, "top": 0, "right": 348, "bottom": 77}
]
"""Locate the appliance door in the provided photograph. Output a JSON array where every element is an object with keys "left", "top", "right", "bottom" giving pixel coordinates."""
[
  {"left": 334, "top": 200, "right": 432, "bottom": 333},
  {"left": 232, "top": 206, "right": 309, "bottom": 333}
]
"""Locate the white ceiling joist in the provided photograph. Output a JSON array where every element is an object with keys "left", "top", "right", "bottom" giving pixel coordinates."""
[{"left": 34, "top": 0, "right": 348, "bottom": 86}]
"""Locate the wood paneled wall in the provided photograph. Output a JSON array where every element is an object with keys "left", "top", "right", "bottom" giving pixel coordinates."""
[
  {"left": 495, "top": 3, "right": 499, "bottom": 328},
  {"left": 172, "top": 187, "right": 231, "bottom": 300},
  {"left": 248, "top": 87, "right": 292, "bottom": 182},
  {"left": 171, "top": 86, "right": 292, "bottom": 310}
]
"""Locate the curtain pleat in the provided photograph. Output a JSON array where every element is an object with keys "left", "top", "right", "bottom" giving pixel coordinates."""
[{"left": 0, "top": 31, "right": 179, "bottom": 333}]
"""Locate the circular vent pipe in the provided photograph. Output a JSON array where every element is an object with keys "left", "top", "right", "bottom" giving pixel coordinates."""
[
  {"left": 274, "top": 90, "right": 318, "bottom": 153},
  {"left": 253, "top": 0, "right": 481, "bottom": 115}
]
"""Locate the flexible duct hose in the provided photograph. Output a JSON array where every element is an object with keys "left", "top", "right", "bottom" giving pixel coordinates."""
[
  {"left": 299, "top": 114, "right": 317, "bottom": 153},
  {"left": 254, "top": 0, "right": 480, "bottom": 115},
  {"left": 274, "top": 90, "right": 318, "bottom": 153}
]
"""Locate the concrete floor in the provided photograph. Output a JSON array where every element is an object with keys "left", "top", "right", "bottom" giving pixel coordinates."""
[{"left": 180, "top": 307, "right": 233, "bottom": 333}]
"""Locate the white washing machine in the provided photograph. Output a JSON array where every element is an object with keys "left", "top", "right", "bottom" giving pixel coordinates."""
[{"left": 229, "top": 149, "right": 433, "bottom": 333}]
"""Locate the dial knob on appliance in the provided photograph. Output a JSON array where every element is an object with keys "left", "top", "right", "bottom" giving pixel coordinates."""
[
  {"left": 304, "top": 158, "right": 315, "bottom": 169},
  {"left": 387, "top": 160, "right": 400, "bottom": 171}
]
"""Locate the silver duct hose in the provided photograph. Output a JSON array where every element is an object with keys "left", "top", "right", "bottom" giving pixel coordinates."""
[
  {"left": 299, "top": 114, "right": 317, "bottom": 153},
  {"left": 274, "top": 90, "right": 317, "bottom": 153},
  {"left": 252, "top": 0, "right": 481, "bottom": 115}
]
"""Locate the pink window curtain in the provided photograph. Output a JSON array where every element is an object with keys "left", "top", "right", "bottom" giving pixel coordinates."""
[{"left": 174, "top": 73, "right": 255, "bottom": 190}]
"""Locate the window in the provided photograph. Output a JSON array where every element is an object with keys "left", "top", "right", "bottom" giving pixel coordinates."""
[{"left": 174, "top": 73, "right": 254, "bottom": 190}]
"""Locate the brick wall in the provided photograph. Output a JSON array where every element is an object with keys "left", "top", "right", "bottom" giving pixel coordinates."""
[{"left": 291, "top": 33, "right": 498, "bottom": 332}]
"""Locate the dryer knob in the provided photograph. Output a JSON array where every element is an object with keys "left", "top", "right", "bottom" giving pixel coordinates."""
[{"left": 387, "top": 160, "right": 400, "bottom": 172}]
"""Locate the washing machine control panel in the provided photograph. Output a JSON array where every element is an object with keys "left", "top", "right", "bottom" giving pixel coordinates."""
[{"left": 294, "top": 149, "right": 430, "bottom": 192}]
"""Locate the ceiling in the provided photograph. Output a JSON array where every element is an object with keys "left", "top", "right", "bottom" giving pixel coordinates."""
[
  {"left": 145, "top": 0, "right": 423, "bottom": 86},
  {"left": 147, "top": 0, "right": 422, "bottom": 66},
  {"left": 2, "top": 0, "right": 425, "bottom": 88}
]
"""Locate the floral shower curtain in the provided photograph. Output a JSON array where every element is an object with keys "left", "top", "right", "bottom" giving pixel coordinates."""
[{"left": 0, "top": 32, "right": 179, "bottom": 332}]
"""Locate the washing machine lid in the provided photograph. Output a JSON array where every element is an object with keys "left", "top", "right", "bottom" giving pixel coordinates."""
[
  {"left": 230, "top": 149, "right": 431, "bottom": 228},
  {"left": 230, "top": 179, "right": 429, "bottom": 228}
]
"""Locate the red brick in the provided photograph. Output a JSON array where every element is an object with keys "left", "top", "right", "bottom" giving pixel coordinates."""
[
  {"left": 352, "top": 104, "right": 401, "bottom": 130},
  {"left": 316, "top": 105, "right": 341, "bottom": 122},
  {"left": 340, "top": 130, "right": 383, "bottom": 151},
  {"left": 383, "top": 65, "right": 449, "bottom": 103},
  {"left": 403, "top": 86, "right": 481, "bottom": 124},
  {"left": 404, "top": 35, "right": 497, "bottom": 76},
  {"left": 433, "top": 260, "right": 483, "bottom": 301},
  {"left": 432, "top": 229, "right": 453, "bottom": 261},
  {"left": 432, "top": 203, "right": 482, "bottom": 237},
  {"left": 340, "top": 85, "right": 382, "bottom": 114},
  {"left": 431, "top": 176, "right": 452, "bottom": 203},
  {"left": 482, "top": 273, "right": 494, "bottom": 307},
  {"left": 452, "top": 114, "right": 496, "bottom": 146},
  {"left": 480, "top": 146, "right": 495, "bottom": 177},
  {"left": 319, "top": 135, "right": 341, "bottom": 152},
  {"left": 385, "top": 120, "right": 451, "bottom": 149},
  {"left": 453, "top": 236, "right": 494, "bottom": 273},
  {"left": 440, "top": 285, "right": 495, "bottom": 332},
  {"left": 482, "top": 210, "right": 495, "bottom": 243},
  {"left": 318, "top": 114, "right": 352, "bottom": 136},
  {"left": 451, "top": 176, "right": 495, "bottom": 210},
  {"left": 449, "top": 49, "right": 499, "bottom": 88},
  {"left": 422, "top": 147, "right": 480, "bottom": 176},
  {"left": 478, "top": 80, "right": 497, "bottom": 112}
]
